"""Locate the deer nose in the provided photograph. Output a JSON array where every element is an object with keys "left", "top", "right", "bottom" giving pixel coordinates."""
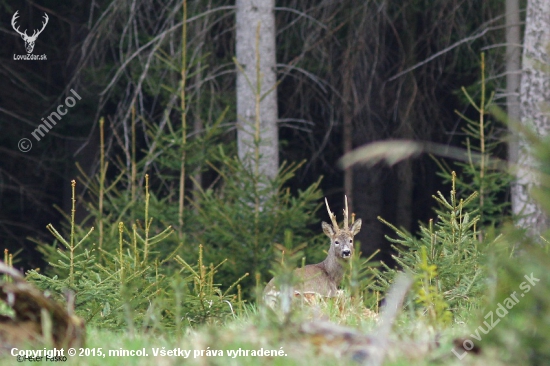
[{"left": 342, "top": 249, "right": 351, "bottom": 258}]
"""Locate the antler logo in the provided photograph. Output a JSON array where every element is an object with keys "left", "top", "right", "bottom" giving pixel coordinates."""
[{"left": 11, "top": 11, "right": 49, "bottom": 54}]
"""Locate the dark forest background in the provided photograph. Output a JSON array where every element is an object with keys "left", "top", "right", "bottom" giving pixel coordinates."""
[{"left": 1, "top": 0, "right": 510, "bottom": 272}]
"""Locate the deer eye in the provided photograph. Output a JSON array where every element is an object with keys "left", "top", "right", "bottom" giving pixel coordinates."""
[
  {"left": 335, "top": 240, "right": 340, "bottom": 245},
  {"left": 349, "top": 239, "right": 352, "bottom": 244}
]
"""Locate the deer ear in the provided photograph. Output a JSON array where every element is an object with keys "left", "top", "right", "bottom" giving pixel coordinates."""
[
  {"left": 322, "top": 221, "right": 335, "bottom": 237},
  {"left": 350, "top": 219, "right": 362, "bottom": 236}
]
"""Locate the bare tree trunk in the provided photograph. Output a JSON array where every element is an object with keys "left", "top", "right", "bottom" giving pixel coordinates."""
[
  {"left": 343, "top": 110, "right": 353, "bottom": 210},
  {"left": 513, "top": 0, "right": 550, "bottom": 235},
  {"left": 235, "top": 0, "right": 279, "bottom": 180},
  {"left": 396, "top": 161, "right": 413, "bottom": 233},
  {"left": 506, "top": 0, "right": 521, "bottom": 166},
  {"left": 354, "top": 167, "right": 385, "bottom": 256},
  {"left": 192, "top": 4, "right": 209, "bottom": 197},
  {"left": 396, "top": 73, "right": 416, "bottom": 234},
  {"left": 342, "top": 48, "right": 354, "bottom": 211}
]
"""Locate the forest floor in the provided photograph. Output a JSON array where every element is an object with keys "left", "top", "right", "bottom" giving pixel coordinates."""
[{"left": 0, "top": 298, "right": 503, "bottom": 366}]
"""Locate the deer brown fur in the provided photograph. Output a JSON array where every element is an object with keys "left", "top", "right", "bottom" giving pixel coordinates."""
[{"left": 264, "top": 196, "right": 362, "bottom": 304}]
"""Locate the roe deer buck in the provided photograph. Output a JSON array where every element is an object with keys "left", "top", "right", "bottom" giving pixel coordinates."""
[{"left": 264, "top": 196, "right": 362, "bottom": 305}]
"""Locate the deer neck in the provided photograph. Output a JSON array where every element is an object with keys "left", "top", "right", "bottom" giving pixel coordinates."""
[{"left": 320, "top": 247, "right": 346, "bottom": 284}]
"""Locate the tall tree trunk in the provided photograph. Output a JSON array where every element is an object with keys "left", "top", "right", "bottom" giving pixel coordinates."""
[
  {"left": 396, "top": 161, "right": 413, "bottom": 233},
  {"left": 513, "top": 0, "right": 550, "bottom": 235},
  {"left": 342, "top": 47, "right": 354, "bottom": 211},
  {"left": 396, "top": 74, "right": 416, "bottom": 234},
  {"left": 192, "top": 4, "right": 209, "bottom": 199},
  {"left": 235, "top": 0, "right": 279, "bottom": 180},
  {"left": 354, "top": 167, "right": 385, "bottom": 256},
  {"left": 506, "top": 0, "right": 521, "bottom": 166}
]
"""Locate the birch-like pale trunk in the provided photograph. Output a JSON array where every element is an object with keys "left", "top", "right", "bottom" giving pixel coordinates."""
[
  {"left": 513, "top": 0, "right": 550, "bottom": 235},
  {"left": 506, "top": 0, "right": 521, "bottom": 165},
  {"left": 235, "top": 0, "right": 279, "bottom": 180}
]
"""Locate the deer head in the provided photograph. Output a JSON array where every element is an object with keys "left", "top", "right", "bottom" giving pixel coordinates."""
[
  {"left": 322, "top": 195, "right": 362, "bottom": 262},
  {"left": 12, "top": 11, "right": 49, "bottom": 54}
]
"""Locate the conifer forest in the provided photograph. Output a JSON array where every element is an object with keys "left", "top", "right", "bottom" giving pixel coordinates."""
[{"left": 1, "top": 0, "right": 550, "bottom": 365}]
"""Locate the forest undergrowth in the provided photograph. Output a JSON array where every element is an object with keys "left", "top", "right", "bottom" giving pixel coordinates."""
[{"left": 2, "top": 56, "right": 550, "bottom": 365}]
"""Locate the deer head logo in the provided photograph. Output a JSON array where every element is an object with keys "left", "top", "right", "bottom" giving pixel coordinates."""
[{"left": 11, "top": 11, "right": 49, "bottom": 54}]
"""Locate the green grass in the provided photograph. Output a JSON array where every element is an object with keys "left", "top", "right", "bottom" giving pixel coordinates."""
[{"left": 0, "top": 298, "right": 495, "bottom": 366}]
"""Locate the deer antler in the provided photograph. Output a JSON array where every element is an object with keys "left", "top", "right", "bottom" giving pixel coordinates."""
[
  {"left": 32, "top": 13, "right": 49, "bottom": 38},
  {"left": 11, "top": 11, "right": 26, "bottom": 37},
  {"left": 343, "top": 195, "right": 349, "bottom": 230},
  {"left": 11, "top": 11, "right": 48, "bottom": 39},
  {"left": 325, "top": 197, "right": 340, "bottom": 231}
]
